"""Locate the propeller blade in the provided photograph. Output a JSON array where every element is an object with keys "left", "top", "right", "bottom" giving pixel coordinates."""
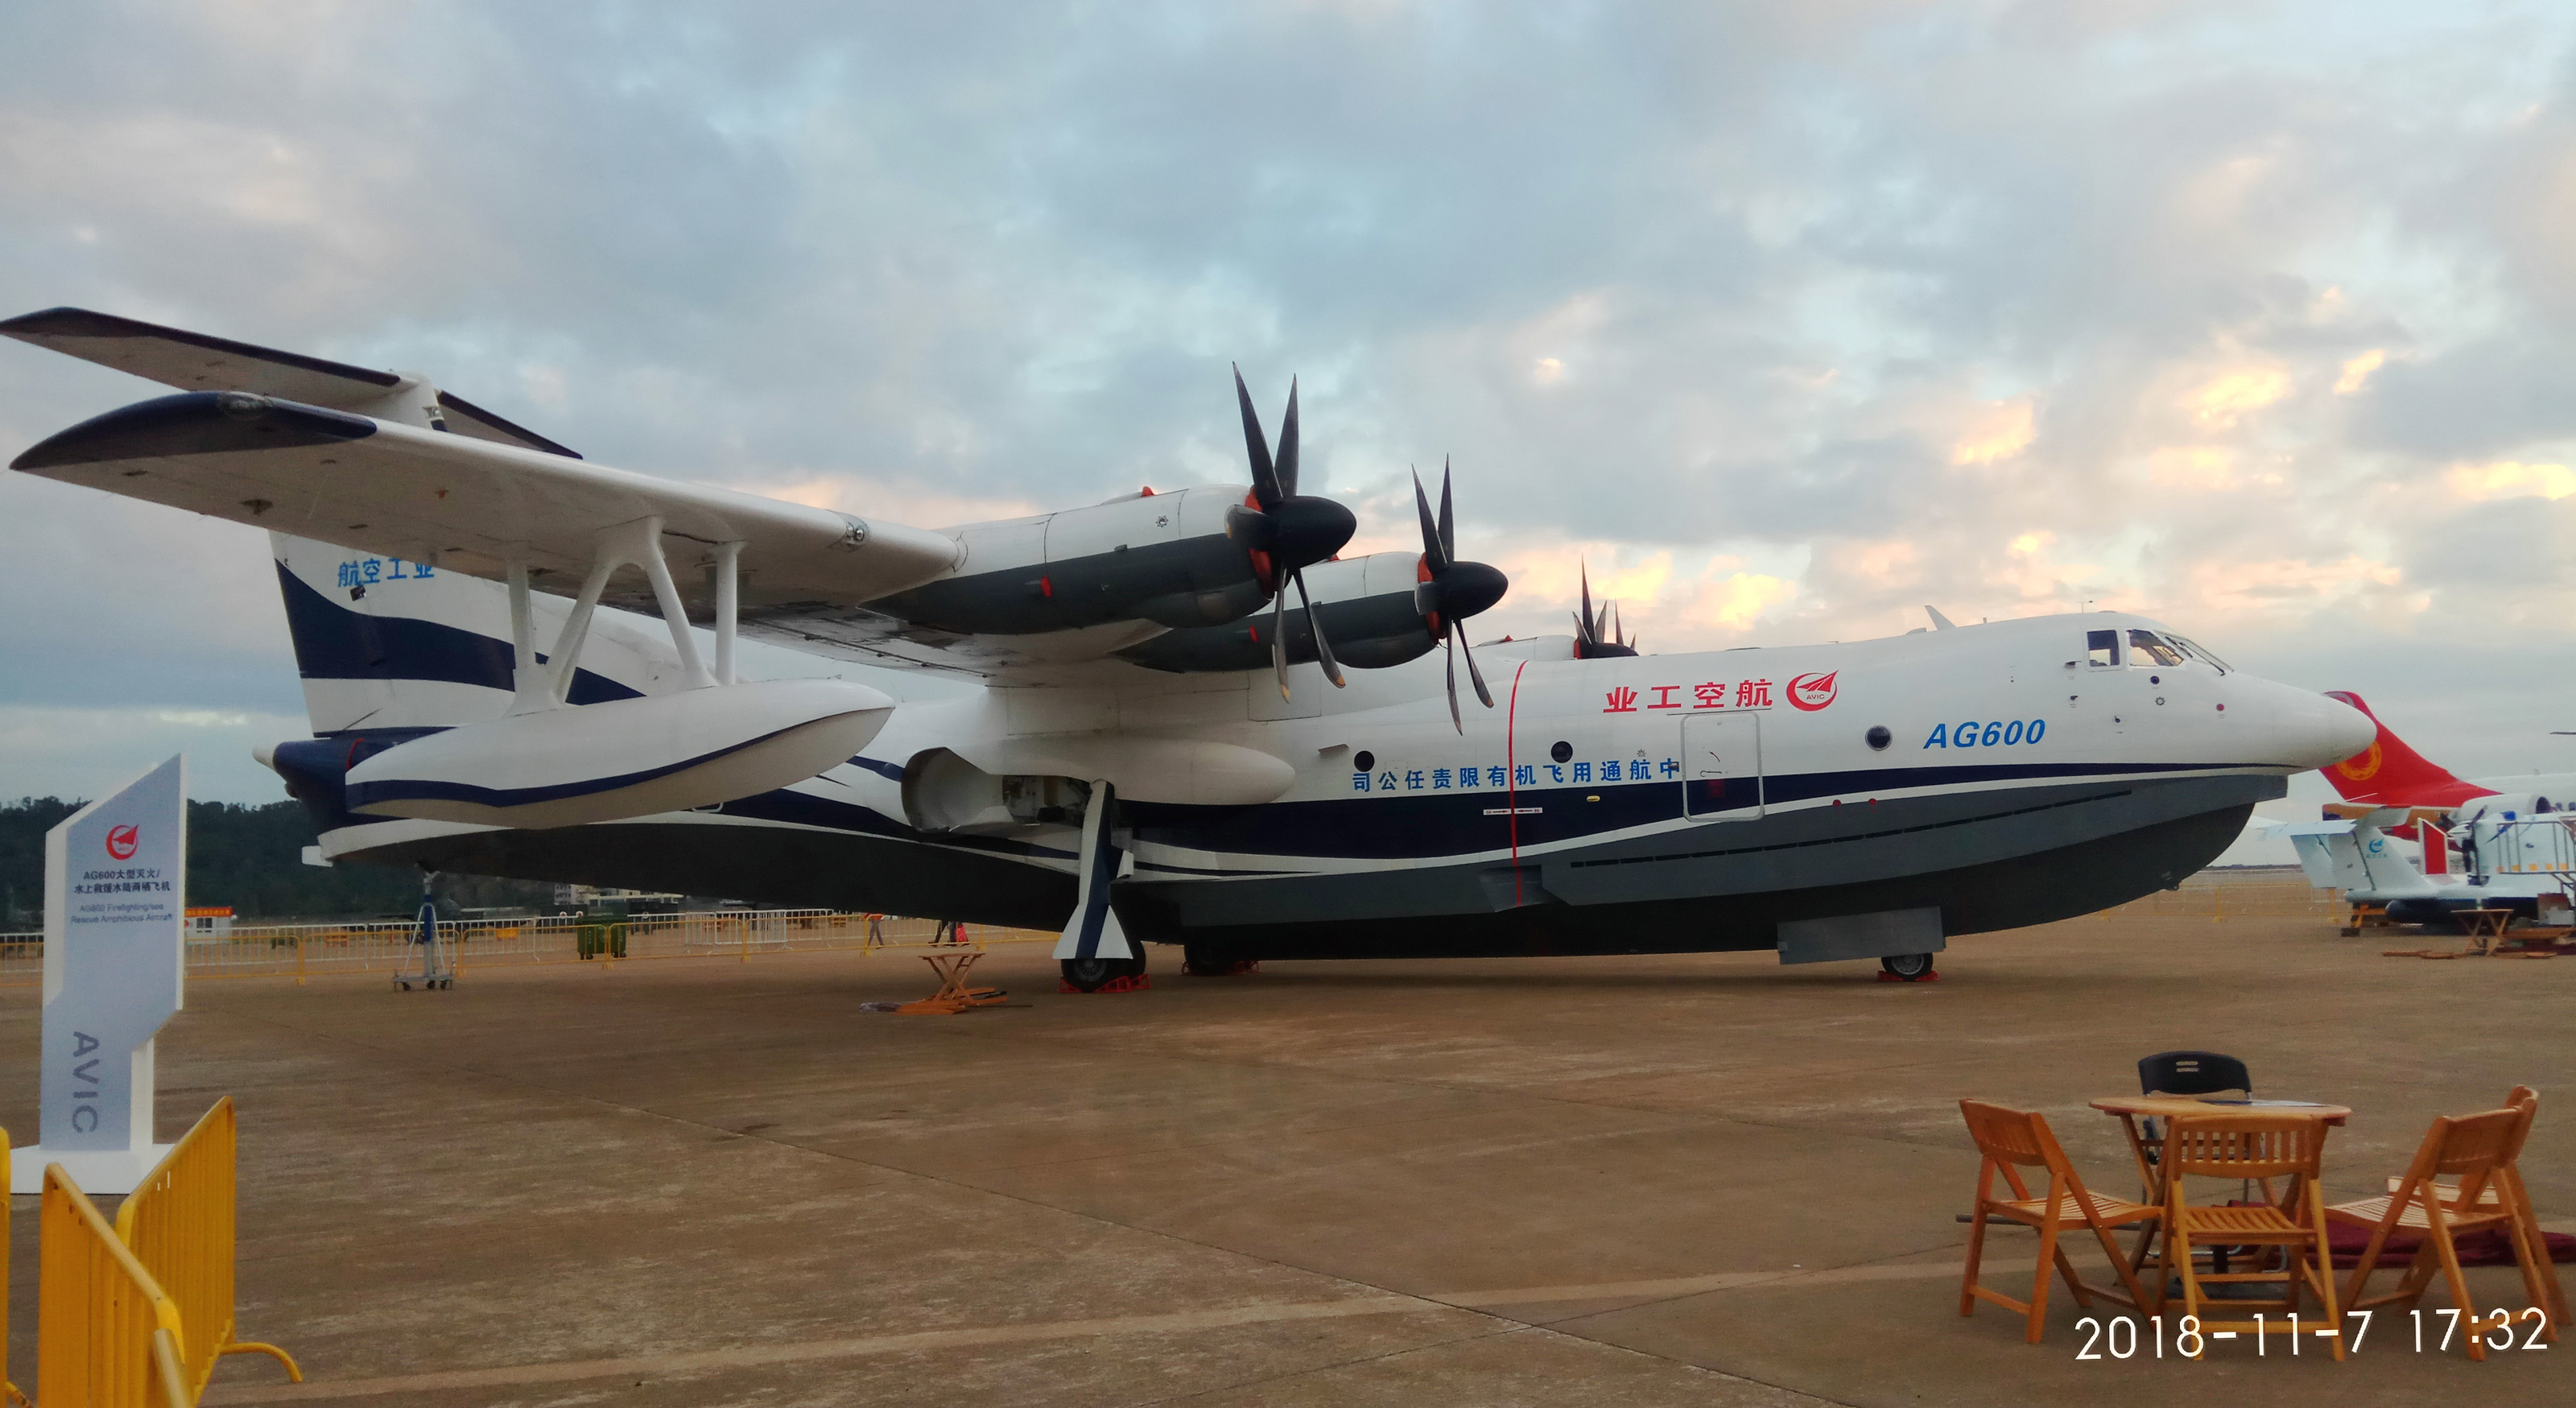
[
  {"left": 1278, "top": 377, "right": 1300, "bottom": 498},
  {"left": 1294, "top": 568, "right": 1345, "bottom": 687},
  {"left": 1578, "top": 562, "right": 1596, "bottom": 646},
  {"left": 1232, "top": 363, "right": 1281, "bottom": 509},
  {"left": 1438, "top": 457, "right": 1455, "bottom": 561},
  {"left": 1458, "top": 627, "right": 1493, "bottom": 709},
  {"left": 1443, "top": 626, "right": 1463, "bottom": 733},
  {"left": 1411, "top": 468, "right": 1449, "bottom": 574},
  {"left": 1269, "top": 584, "right": 1289, "bottom": 700}
]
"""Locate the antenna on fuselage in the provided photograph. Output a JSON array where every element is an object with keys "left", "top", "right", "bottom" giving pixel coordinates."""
[{"left": 1925, "top": 605, "right": 1956, "bottom": 630}]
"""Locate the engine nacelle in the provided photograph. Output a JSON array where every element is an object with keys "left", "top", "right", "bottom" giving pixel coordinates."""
[
  {"left": 1117, "top": 551, "right": 1437, "bottom": 674},
  {"left": 870, "top": 485, "right": 1348, "bottom": 636},
  {"left": 343, "top": 678, "right": 895, "bottom": 829}
]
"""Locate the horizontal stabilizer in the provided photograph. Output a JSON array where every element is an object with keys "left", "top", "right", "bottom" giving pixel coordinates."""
[
  {"left": 0, "top": 306, "right": 580, "bottom": 458},
  {"left": 12, "top": 390, "right": 962, "bottom": 615}
]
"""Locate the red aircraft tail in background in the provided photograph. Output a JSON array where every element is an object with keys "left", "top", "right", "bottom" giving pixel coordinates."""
[{"left": 2318, "top": 691, "right": 2496, "bottom": 807}]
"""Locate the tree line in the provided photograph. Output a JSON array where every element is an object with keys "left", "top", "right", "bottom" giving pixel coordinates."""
[{"left": 1, "top": 796, "right": 555, "bottom": 928}]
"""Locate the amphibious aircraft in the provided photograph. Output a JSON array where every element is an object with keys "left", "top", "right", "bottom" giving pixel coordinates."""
[{"left": 3, "top": 308, "right": 2374, "bottom": 987}]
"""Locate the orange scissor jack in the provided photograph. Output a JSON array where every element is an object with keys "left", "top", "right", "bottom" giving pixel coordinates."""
[{"left": 898, "top": 950, "right": 1009, "bottom": 1014}]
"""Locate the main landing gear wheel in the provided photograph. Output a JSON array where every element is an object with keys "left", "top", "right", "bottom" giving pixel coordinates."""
[
  {"left": 1880, "top": 952, "right": 1936, "bottom": 980},
  {"left": 1183, "top": 943, "right": 1245, "bottom": 976},
  {"left": 1060, "top": 954, "right": 1146, "bottom": 993}
]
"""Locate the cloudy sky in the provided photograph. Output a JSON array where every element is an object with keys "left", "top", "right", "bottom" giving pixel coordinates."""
[{"left": 6, "top": 1, "right": 2576, "bottom": 818}]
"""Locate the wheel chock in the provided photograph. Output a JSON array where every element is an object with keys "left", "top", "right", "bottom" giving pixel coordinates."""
[{"left": 1056, "top": 972, "right": 1159, "bottom": 998}]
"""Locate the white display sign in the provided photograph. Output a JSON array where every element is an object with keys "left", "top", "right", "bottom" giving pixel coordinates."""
[{"left": 12, "top": 754, "right": 186, "bottom": 1193}]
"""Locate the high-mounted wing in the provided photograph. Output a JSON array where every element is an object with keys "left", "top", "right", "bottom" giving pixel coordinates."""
[
  {"left": 3, "top": 314, "right": 1409, "bottom": 683},
  {"left": 1, "top": 307, "right": 581, "bottom": 458},
  {"left": 11, "top": 390, "right": 960, "bottom": 610}
]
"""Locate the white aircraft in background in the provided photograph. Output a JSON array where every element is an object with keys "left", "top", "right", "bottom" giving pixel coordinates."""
[
  {"left": 4, "top": 308, "right": 2372, "bottom": 987},
  {"left": 2286, "top": 692, "right": 2576, "bottom": 923}
]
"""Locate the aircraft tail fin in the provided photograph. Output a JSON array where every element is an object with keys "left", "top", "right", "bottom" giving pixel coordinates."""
[
  {"left": 2285, "top": 819, "right": 2438, "bottom": 896},
  {"left": 2317, "top": 691, "right": 2489, "bottom": 806},
  {"left": 269, "top": 531, "right": 675, "bottom": 737}
]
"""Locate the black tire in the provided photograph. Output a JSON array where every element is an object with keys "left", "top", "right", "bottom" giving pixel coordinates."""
[
  {"left": 1060, "top": 952, "right": 1147, "bottom": 992},
  {"left": 1183, "top": 943, "right": 1240, "bottom": 976},
  {"left": 1880, "top": 952, "right": 1935, "bottom": 980}
]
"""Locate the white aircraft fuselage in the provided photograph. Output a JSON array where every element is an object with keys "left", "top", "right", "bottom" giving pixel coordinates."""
[{"left": 276, "top": 579, "right": 2369, "bottom": 964}]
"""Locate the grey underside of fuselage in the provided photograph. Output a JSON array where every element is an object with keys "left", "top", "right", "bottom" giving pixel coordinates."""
[{"left": 339, "top": 771, "right": 2277, "bottom": 961}]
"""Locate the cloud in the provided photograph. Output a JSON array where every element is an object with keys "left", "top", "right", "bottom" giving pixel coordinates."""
[
  {"left": 2334, "top": 348, "right": 2385, "bottom": 394},
  {"left": 1950, "top": 398, "right": 2036, "bottom": 465},
  {"left": 2187, "top": 369, "right": 2290, "bottom": 429},
  {"left": 0, "top": 704, "right": 307, "bottom": 806},
  {"left": 2448, "top": 458, "right": 2576, "bottom": 502}
]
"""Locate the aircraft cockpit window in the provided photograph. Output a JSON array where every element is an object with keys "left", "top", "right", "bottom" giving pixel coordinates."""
[
  {"left": 2128, "top": 630, "right": 2186, "bottom": 667},
  {"left": 2172, "top": 636, "right": 2231, "bottom": 673},
  {"left": 2087, "top": 629, "right": 2119, "bottom": 667}
]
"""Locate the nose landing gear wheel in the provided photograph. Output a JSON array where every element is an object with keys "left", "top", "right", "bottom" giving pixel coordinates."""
[
  {"left": 1880, "top": 952, "right": 1936, "bottom": 980},
  {"left": 1060, "top": 954, "right": 1147, "bottom": 993}
]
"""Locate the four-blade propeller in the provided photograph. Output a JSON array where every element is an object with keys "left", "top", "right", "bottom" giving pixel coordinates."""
[
  {"left": 1411, "top": 460, "right": 1511, "bottom": 733},
  {"left": 1225, "top": 368, "right": 1525, "bottom": 721},
  {"left": 1231, "top": 366, "right": 1359, "bottom": 699},
  {"left": 1571, "top": 562, "right": 1637, "bottom": 659}
]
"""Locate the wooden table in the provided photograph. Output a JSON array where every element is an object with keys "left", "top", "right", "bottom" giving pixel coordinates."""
[
  {"left": 2091, "top": 1096, "right": 2351, "bottom": 1278},
  {"left": 2091, "top": 1096, "right": 2351, "bottom": 1194},
  {"left": 2458, "top": 908, "right": 2517, "bottom": 954}
]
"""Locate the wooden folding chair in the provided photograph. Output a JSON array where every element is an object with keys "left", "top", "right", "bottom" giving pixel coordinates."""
[
  {"left": 2388, "top": 1088, "right": 2567, "bottom": 1330},
  {"left": 2491, "top": 1088, "right": 2566, "bottom": 1330},
  {"left": 2330, "top": 1101, "right": 2558, "bottom": 1357},
  {"left": 2157, "top": 1115, "right": 2344, "bottom": 1360},
  {"left": 1958, "top": 1100, "right": 2162, "bottom": 1343}
]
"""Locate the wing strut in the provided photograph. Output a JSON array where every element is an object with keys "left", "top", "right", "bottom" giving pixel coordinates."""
[{"left": 526, "top": 515, "right": 747, "bottom": 706}]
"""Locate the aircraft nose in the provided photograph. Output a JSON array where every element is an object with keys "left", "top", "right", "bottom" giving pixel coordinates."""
[{"left": 2279, "top": 691, "right": 2376, "bottom": 769}]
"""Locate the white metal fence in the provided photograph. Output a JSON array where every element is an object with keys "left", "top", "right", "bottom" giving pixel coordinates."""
[
  {"left": 2095, "top": 870, "right": 2345, "bottom": 922},
  {"left": 0, "top": 909, "right": 1054, "bottom": 985}
]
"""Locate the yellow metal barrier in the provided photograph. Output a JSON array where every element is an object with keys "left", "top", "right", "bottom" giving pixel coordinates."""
[
  {"left": 115, "top": 1099, "right": 300, "bottom": 1397},
  {"left": 1, "top": 1134, "right": 18, "bottom": 1407},
  {"left": 39, "top": 1163, "right": 189, "bottom": 1408}
]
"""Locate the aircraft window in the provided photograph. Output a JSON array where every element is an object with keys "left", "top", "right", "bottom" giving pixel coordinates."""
[
  {"left": 2173, "top": 636, "right": 2231, "bottom": 673},
  {"left": 2087, "top": 630, "right": 2119, "bottom": 667},
  {"left": 2128, "top": 630, "right": 2185, "bottom": 667}
]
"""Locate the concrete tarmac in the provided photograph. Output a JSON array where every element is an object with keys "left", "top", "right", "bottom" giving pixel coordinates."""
[{"left": 4, "top": 900, "right": 2569, "bottom": 1406}]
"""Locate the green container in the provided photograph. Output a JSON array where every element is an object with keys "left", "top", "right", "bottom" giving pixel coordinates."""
[{"left": 576, "top": 919, "right": 630, "bottom": 959}]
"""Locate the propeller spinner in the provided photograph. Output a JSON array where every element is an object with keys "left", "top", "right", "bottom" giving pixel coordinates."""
[
  {"left": 1230, "top": 366, "right": 1359, "bottom": 699},
  {"left": 1411, "top": 460, "right": 1510, "bottom": 733}
]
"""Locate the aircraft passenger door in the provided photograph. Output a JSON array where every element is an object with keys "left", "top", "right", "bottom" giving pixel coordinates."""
[{"left": 1682, "top": 714, "right": 1763, "bottom": 821}]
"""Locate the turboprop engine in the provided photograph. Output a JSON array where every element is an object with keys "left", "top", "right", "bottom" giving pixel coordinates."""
[
  {"left": 343, "top": 677, "right": 894, "bottom": 830},
  {"left": 865, "top": 373, "right": 1358, "bottom": 650}
]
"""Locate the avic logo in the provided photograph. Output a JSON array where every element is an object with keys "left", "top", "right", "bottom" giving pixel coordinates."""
[
  {"left": 1786, "top": 671, "right": 1839, "bottom": 712},
  {"left": 105, "top": 824, "right": 140, "bottom": 861},
  {"left": 2335, "top": 741, "right": 2382, "bottom": 783}
]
